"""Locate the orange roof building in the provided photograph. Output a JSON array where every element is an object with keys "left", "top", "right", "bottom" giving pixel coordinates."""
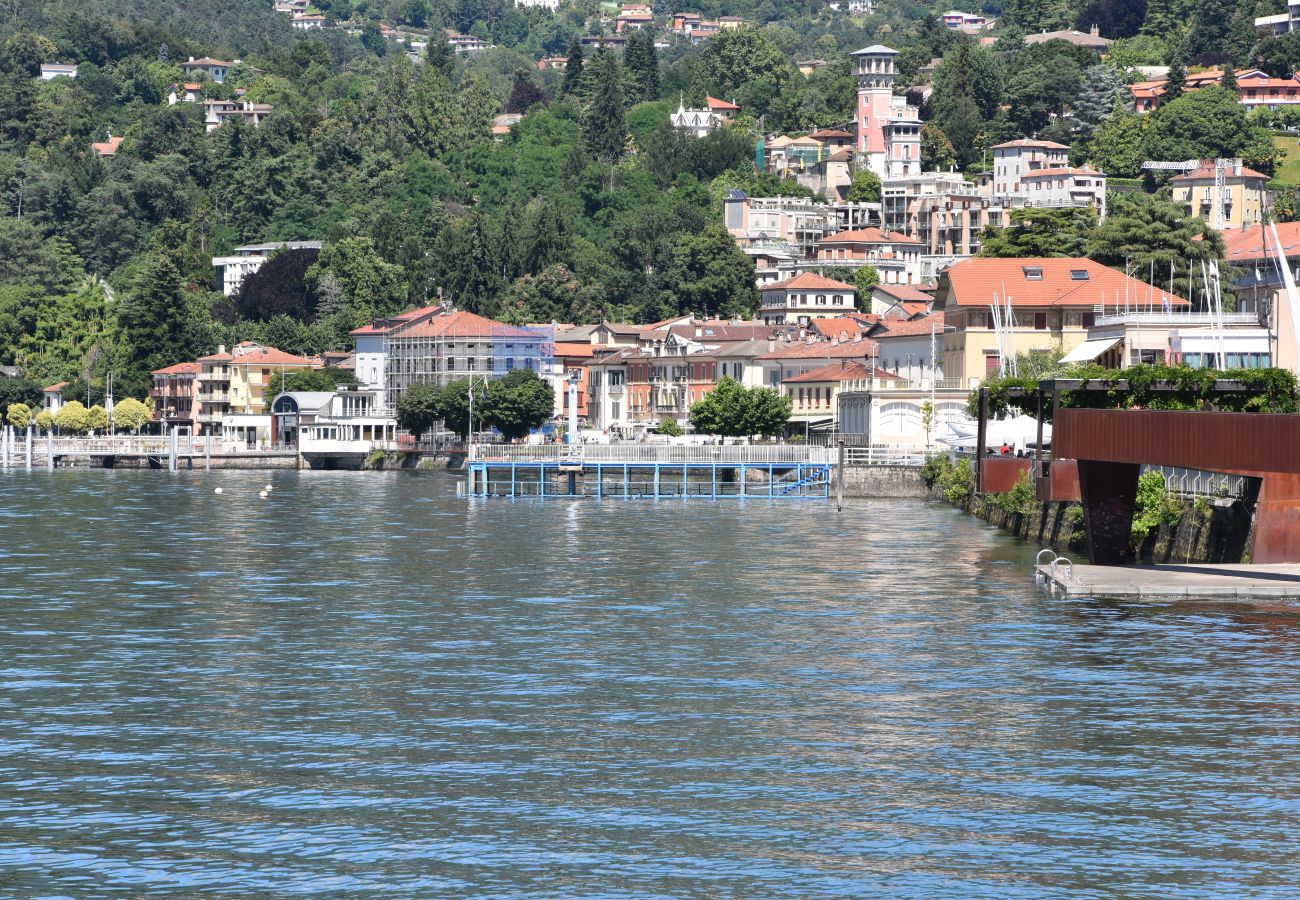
[{"left": 759, "top": 272, "right": 858, "bottom": 327}]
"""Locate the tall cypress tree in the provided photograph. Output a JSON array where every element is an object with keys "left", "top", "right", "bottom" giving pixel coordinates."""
[
  {"left": 582, "top": 49, "right": 627, "bottom": 165},
  {"left": 1164, "top": 52, "right": 1186, "bottom": 102},
  {"left": 1219, "top": 60, "right": 1238, "bottom": 95},
  {"left": 623, "top": 29, "right": 660, "bottom": 104},
  {"left": 561, "top": 36, "right": 585, "bottom": 97}
]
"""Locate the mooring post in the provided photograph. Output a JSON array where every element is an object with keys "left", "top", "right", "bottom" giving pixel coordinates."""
[
  {"left": 205, "top": 433, "right": 211, "bottom": 471},
  {"left": 169, "top": 427, "right": 178, "bottom": 472},
  {"left": 975, "top": 388, "right": 989, "bottom": 495},
  {"left": 26, "top": 425, "right": 32, "bottom": 470},
  {"left": 836, "top": 440, "right": 845, "bottom": 511},
  {"left": 46, "top": 430, "right": 53, "bottom": 470}
]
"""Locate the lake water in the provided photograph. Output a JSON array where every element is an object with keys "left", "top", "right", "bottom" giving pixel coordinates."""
[{"left": 2, "top": 470, "right": 1300, "bottom": 898}]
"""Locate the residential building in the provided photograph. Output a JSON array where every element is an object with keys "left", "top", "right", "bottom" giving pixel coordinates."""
[
  {"left": 180, "top": 57, "right": 235, "bottom": 82},
  {"left": 585, "top": 333, "right": 714, "bottom": 434},
  {"left": 380, "top": 310, "right": 553, "bottom": 414},
  {"left": 1131, "top": 67, "right": 1300, "bottom": 113},
  {"left": 671, "top": 13, "right": 721, "bottom": 42},
  {"left": 724, "top": 192, "right": 838, "bottom": 257},
  {"left": 854, "top": 45, "right": 922, "bottom": 178},
  {"left": 867, "top": 311, "right": 946, "bottom": 383},
  {"left": 991, "top": 139, "right": 1070, "bottom": 195},
  {"left": 581, "top": 34, "right": 629, "bottom": 48},
  {"left": 670, "top": 95, "right": 739, "bottom": 137},
  {"left": 196, "top": 342, "right": 316, "bottom": 434},
  {"left": 43, "top": 382, "right": 66, "bottom": 414},
  {"left": 616, "top": 4, "right": 653, "bottom": 31},
  {"left": 758, "top": 334, "right": 879, "bottom": 388},
  {"left": 784, "top": 361, "right": 905, "bottom": 432},
  {"left": 212, "top": 240, "right": 323, "bottom": 296},
  {"left": 829, "top": 0, "right": 879, "bottom": 12},
  {"left": 448, "top": 32, "right": 493, "bottom": 52},
  {"left": 1210, "top": 223, "right": 1300, "bottom": 370},
  {"left": 39, "top": 63, "right": 77, "bottom": 79},
  {"left": 933, "top": 257, "right": 1189, "bottom": 385},
  {"left": 1019, "top": 166, "right": 1107, "bottom": 216},
  {"left": 813, "top": 227, "right": 924, "bottom": 284},
  {"left": 941, "top": 10, "right": 988, "bottom": 31},
  {"left": 204, "top": 99, "right": 273, "bottom": 133},
  {"left": 274, "top": 0, "right": 309, "bottom": 13},
  {"left": 291, "top": 13, "right": 328, "bottom": 29},
  {"left": 870, "top": 283, "right": 934, "bottom": 317},
  {"left": 1023, "top": 24, "right": 1110, "bottom": 52},
  {"left": 150, "top": 362, "right": 201, "bottom": 427},
  {"left": 537, "top": 56, "right": 569, "bottom": 70},
  {"left": 167, "top": 82, "right": 202, "bottom": 105},
  {"left": 269, "top": 389, "right": 397, "bottom": 454},
  {"left": 516, "top": 0, "right": 560, "bottom": 9},
  {"left": 759, "top": 273, "right": 857, "bottom": 326},
  {"left": 1169, "top": 159, "right": 1270, "bottom": 230},
  {"left": 881, "top": 170, "right": 1011, "bottom": 259},
  {"left": 1255, "top": 0, "right": 1300, "bottom": 35}
]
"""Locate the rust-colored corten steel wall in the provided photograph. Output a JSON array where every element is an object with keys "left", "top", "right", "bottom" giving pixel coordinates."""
[
  {"left": 1035, "top": 459, "right": 1079, "bottom": 502},
  {"left": 980, "top": 457, "right": 1031, "bottom": 493},
  {"left": 1054, "top": 408, "right": 1300, "bottom": 565}
]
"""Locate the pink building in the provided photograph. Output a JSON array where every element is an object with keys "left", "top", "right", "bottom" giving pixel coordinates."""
[
  {"left": 853, "top": 45, "right": 921, "bottom": 178},
  {"left": 150, "top": 362, "right": 201, "bottom": 427}
]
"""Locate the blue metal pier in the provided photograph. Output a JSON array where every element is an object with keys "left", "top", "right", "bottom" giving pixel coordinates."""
[{"left": 466, "top": 444, "right": 836, "bottom": 500}]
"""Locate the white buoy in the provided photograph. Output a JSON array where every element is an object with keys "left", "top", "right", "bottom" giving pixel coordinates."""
[
  {"left": 264, "top": 484, "right": 273, "bottom": 492},
  {"left": 259, "top": 491, "right": 268, "bottom": 499},
  {"left": 214, "top": 487, "right": 223, "bottom": 495}
]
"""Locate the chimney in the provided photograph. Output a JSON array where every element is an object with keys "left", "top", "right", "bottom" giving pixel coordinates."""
[
  {"left": 1089, "top": 23, "right": 1099, "bottom": 37},
  {"left": 768, "top": 337, "right": 776, "bottom": 352},
  {"left": 217, "top": 344, "right": 226, "bottom": 355},
  {"left": 695, "top": 325, "right": 702, "bottom": 338}
]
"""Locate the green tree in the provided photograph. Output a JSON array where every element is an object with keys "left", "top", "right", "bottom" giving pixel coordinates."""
[
  {"left": 34, "top": 409, "right": 52, "bottom": 432},
  {"left": 846, "top": 168, "right": 882, "bottom": 203},
  {"left": 111, "top": 397, "right": 150, "bottom": 433},
  {"left": 853, "top": 266, "right": 880, "bottom": 309},
  {"left": 307, "top": 237, "right": 409, "bottom": 336},
  {"left": 481, "top": 369, "right": 554, "bottom": 440},
  {"left": 1186, "top": 0, "right": 1236, "bottom": 60},
  {"left": 561, "top": 35, "right": 585, "bottom": 97},
  {"left": 661, "top": 225, "right": 759, "bottom": 320},
  {"left": 397, "top": 382, "right": 440, "bottom": 440},
  {"left": 1143, "top": 86, "right": 1255, "bottom": 163},
  {"left": 582, "top": 49, "right": 627, "bottom": 165},
  {"left": 87, "top": 403, "right": 109, "bottom": 433},
  {"left": 117, "top": 247, "right": 197, "bottom": 391},
  {"left": 689, "top": 377, "right": 791, "bottom": 437},
  {"left": 920, "top": 123, "right": 957, "bottom": 171},
  {"left": 1163, "top": 52, "right": 1186, "bottom": 102},
  {"left": 623, "top": 28, "right": 660, "bottom": 104},
  {"left": 978, "top": 208, "right": 1098, "bottom": 258},
  {"left": 435, "top": 377, "right": 478, "bottom": 439},
  {"left": 655, "top": 418, "right": 684, "bottom": 436},
  {"left": 55, "top": 399, "right": 89, "bottom": 434},
  {"left": 1074, "top": 64, "right": 1127, "bottom": 137},
  {"left": 1085, "top": 193, "right": 1227, "bottom": 302},
  {"left": 6, "top": 401, "right": 30, "bottom": 429},
  {"left": 1088, "top": 101, "right": 1150, "bottom": 177},
  {"left": 693, "top": 27, "right": 790, "bottom": 111}
]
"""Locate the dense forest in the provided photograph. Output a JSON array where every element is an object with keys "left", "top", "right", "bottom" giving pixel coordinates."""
[{"left": 0, "top": 0, "right": 1293, "bottom": 401}]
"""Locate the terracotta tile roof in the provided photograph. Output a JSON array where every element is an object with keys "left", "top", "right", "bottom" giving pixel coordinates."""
[
  {"left": 667, "top": 321, "right": 787, "bottom": 341},
  {"left": 872, "top": 311, "right": 945, "bottom": 338},
  {"left": 891, "top": 301, "right": 930, "bottom": 318},
  {"left": 398, "top": 310, "right": 539, "bottom": 339},
  {"left": 759, "top": 337, "right": 878, "bottom": 360},
  {"left": 554, "top": 341, "right": 596, "bottom": 358},
  {"left": 198, "top": 352, "right": 233, "bottom": 362},
  {"left": 182, "top": 57, "right": 234, "bottom": 67},
  {"left": 349, "top": 304, "right": 443, "bottom": 335},
  {"left": 152, "top": 362, "right": 201, "bottom": 375},
  {"left": 1218, "top": 222, "right": 1300, "bottom": 262},
  {"left": 783, "top": 361, "right": 905, "bottom": 383},
  {"left": 92, "top": 135, "right": 124, "bottom": 156},
  {"left": 818, "top": 227, "right": 920, "bottom": 245},
  {"left": 1171, "top": 160, "right": 1269, "bottom": 182},
  {"left": 706, "top": 96, "right": 740, "bottom": 110},
  {"left": 809, "top": 317, "right": 868, "bottom": 340},
  {"left": 44, "top": 381, "right": 68, "bottom": 391},
  {"left": 807, "top": 128, "right": 854, "bottom": 139},
  {"left": 760, "top": 272, "right": 856, "bottom": 292},
  {"left": 940, "top": 258, "right": 1189, "bottom": 309},
  {"left": 993, "top": 139, "right": 1069, "bottom": 150},
  {"left": 873, "top": 283, "right": 934, "bottom": 304},
  {"left": 228, "top": 346, "right": 314, "bottom": 367}
]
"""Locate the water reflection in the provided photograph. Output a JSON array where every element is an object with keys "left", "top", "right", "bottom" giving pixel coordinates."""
[{"left": 1, "top": 470, "right": 1299, "bottom": 897}]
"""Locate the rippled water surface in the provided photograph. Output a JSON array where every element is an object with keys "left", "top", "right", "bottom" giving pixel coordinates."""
[{"left": 2, "top": 470, "right": 1300, "bottom": 897}]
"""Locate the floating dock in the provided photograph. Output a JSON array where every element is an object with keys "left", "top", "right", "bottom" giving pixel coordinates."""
[
  {"left": 1037, "top": 562, "right": 1300, "bottom": 600},
  {"left": 466, "top": 444, "right": 836, "bottom": 500}
]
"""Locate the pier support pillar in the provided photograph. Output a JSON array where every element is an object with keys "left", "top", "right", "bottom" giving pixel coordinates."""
[
  {"left": 1078, "top": 460, "right": 1141, "bottom": 566},
  {"left": 26, "top": 426, "right": 32, "bottom": 470}
]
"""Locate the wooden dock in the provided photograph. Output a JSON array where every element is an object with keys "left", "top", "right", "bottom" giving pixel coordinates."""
[{"left": 1037, "top": 562, "right": 1300, "bottom": 600}]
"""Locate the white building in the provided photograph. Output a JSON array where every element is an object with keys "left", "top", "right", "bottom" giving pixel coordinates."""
[
  {"left": 212, "top": 241, "right": 323, "bottom": 296},
  {"left": 1019, "top": 166, "right": 1107, "bottom": 216},
  {"left": 515, "top": 0, "right": 560, "bottom": 8},
  {"left": 180, "top": 57, "right": 235, "bottom": 83},
  {"left": 991, "top": 139, "right": 1070, "bottom": 195},
  {"left": 269, "top": 390, "right": 398, "bottom": 460},
  {"left": 39, "top": 63, "right": 77, "bottom": 80},
  {"left": 1255, "top": 0, "right": 1300, "bottom": 35},
  {"left": 853, "top": 45, "right": 922, "bottom": 179},
  {"left": 204, "top": 99, "right": 273, "bottom": 133},
  {"left": 759, "top": 273, "right": 857, "bottom": 326},
  {"left": 670, "top": 96, "right": 739, "bottom": 138},
  {"left": 291, "top": 14, "right": 327, "bottom": 29},
  {"left": 348, "top": 305, "right": 444, "bottom": 408}
]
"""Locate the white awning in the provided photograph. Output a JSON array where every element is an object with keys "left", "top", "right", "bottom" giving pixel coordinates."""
[{"left": 1060, "top": 337, "right": 1121, "bottom": 364}]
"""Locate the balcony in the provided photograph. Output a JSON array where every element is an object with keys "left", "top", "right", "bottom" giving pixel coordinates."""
[
  {"left": 198, "top": 391, "right": 229, "bottom": 402},
  {"left": 198, "top": 371, "right": 229, "bottom": 383}
]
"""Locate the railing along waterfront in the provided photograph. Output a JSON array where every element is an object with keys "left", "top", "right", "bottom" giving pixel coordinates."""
[
  {"left": 470, "top": 443, "right": 837, "bottom": 464},
  {"left": 842, "top": 445, "right": 927, "bottom": 467},
  {"left": 840, "top": 377, "right": 972, "bottom": 392}
]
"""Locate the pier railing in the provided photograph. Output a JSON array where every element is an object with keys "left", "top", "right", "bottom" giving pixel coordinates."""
[{"left": 471, "top": 443, "right": 838, "bottom": 464}]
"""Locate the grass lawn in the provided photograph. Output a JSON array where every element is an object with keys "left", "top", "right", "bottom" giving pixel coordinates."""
[{"left": 1273, "top": 133, "right": 1300, "bottom": 183}]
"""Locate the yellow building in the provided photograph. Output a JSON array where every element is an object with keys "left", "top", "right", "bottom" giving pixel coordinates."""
[
  {"left": 197, "top": 342, "right": 314, "bottom": 432},
  {"left": 1169, "top": 159, "right": 1270, "bottom": 230},
  {"left": 933, "top": 258, "right": 1189, "bottom": 386}
]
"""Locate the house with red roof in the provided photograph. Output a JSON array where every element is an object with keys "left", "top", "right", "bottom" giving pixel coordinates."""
[
  {"left": 150, "top": 362, "right": 202, "bottom": 427},
  {"left": 759, "top": 272, "right": 857, "bottom": 326},
  {"left": 814, "top": 227, "right": 924, "bottom": 284},
  {"left": 991, "top": 139, "right": 1069, "bottom": 196},
  {"left": 1019, "top": 165, "right": 1107, "bottom": 218},
  {"left": 933, "top": 258, "right": 1188, "bottom": 384},
  {"left": 196, "top": 342, "right": 316, "bottom": 439},
  {"left": 1169, "top": 159, "right": 1270, "bottom": 230}
]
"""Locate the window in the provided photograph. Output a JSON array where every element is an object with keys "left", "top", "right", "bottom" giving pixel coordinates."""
[
  {"left": 1070, "top": 269, "right": 1089, "bottom": 281},
  {"left": 1082, "top": 312, "right": 1095, "bottom": 328},
  {"left": 1034, "top": 313, "right": 1047, "bottom": 330},
  {"left": 1022, "top": 266, "right": 1043, "bottom": 280}
]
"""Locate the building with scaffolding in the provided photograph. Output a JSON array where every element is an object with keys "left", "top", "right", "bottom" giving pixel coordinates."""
[{"left": 381, "top": 310, "right": 554, "bottom": 414}]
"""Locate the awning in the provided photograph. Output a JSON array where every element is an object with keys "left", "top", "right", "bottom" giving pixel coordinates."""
[{"left": 1060, "top": 337, "right": 1121, "bottom": 364}]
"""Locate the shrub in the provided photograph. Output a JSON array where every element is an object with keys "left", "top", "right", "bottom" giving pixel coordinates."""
[
  {"left": 1131, "top": 471, "right": 1183, "bottom": 543},
  {"left": 942, "top": 459, "right": 975, "bottom": 505},
  {"left": 991, "top": 470, "right": 1036, "bottom": 515},
  {"left": 655, "top": 418, "right": 684, "bottom": 436},
  {"left": 920, "top": 452, "right": 953, "bottom": 487}
]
